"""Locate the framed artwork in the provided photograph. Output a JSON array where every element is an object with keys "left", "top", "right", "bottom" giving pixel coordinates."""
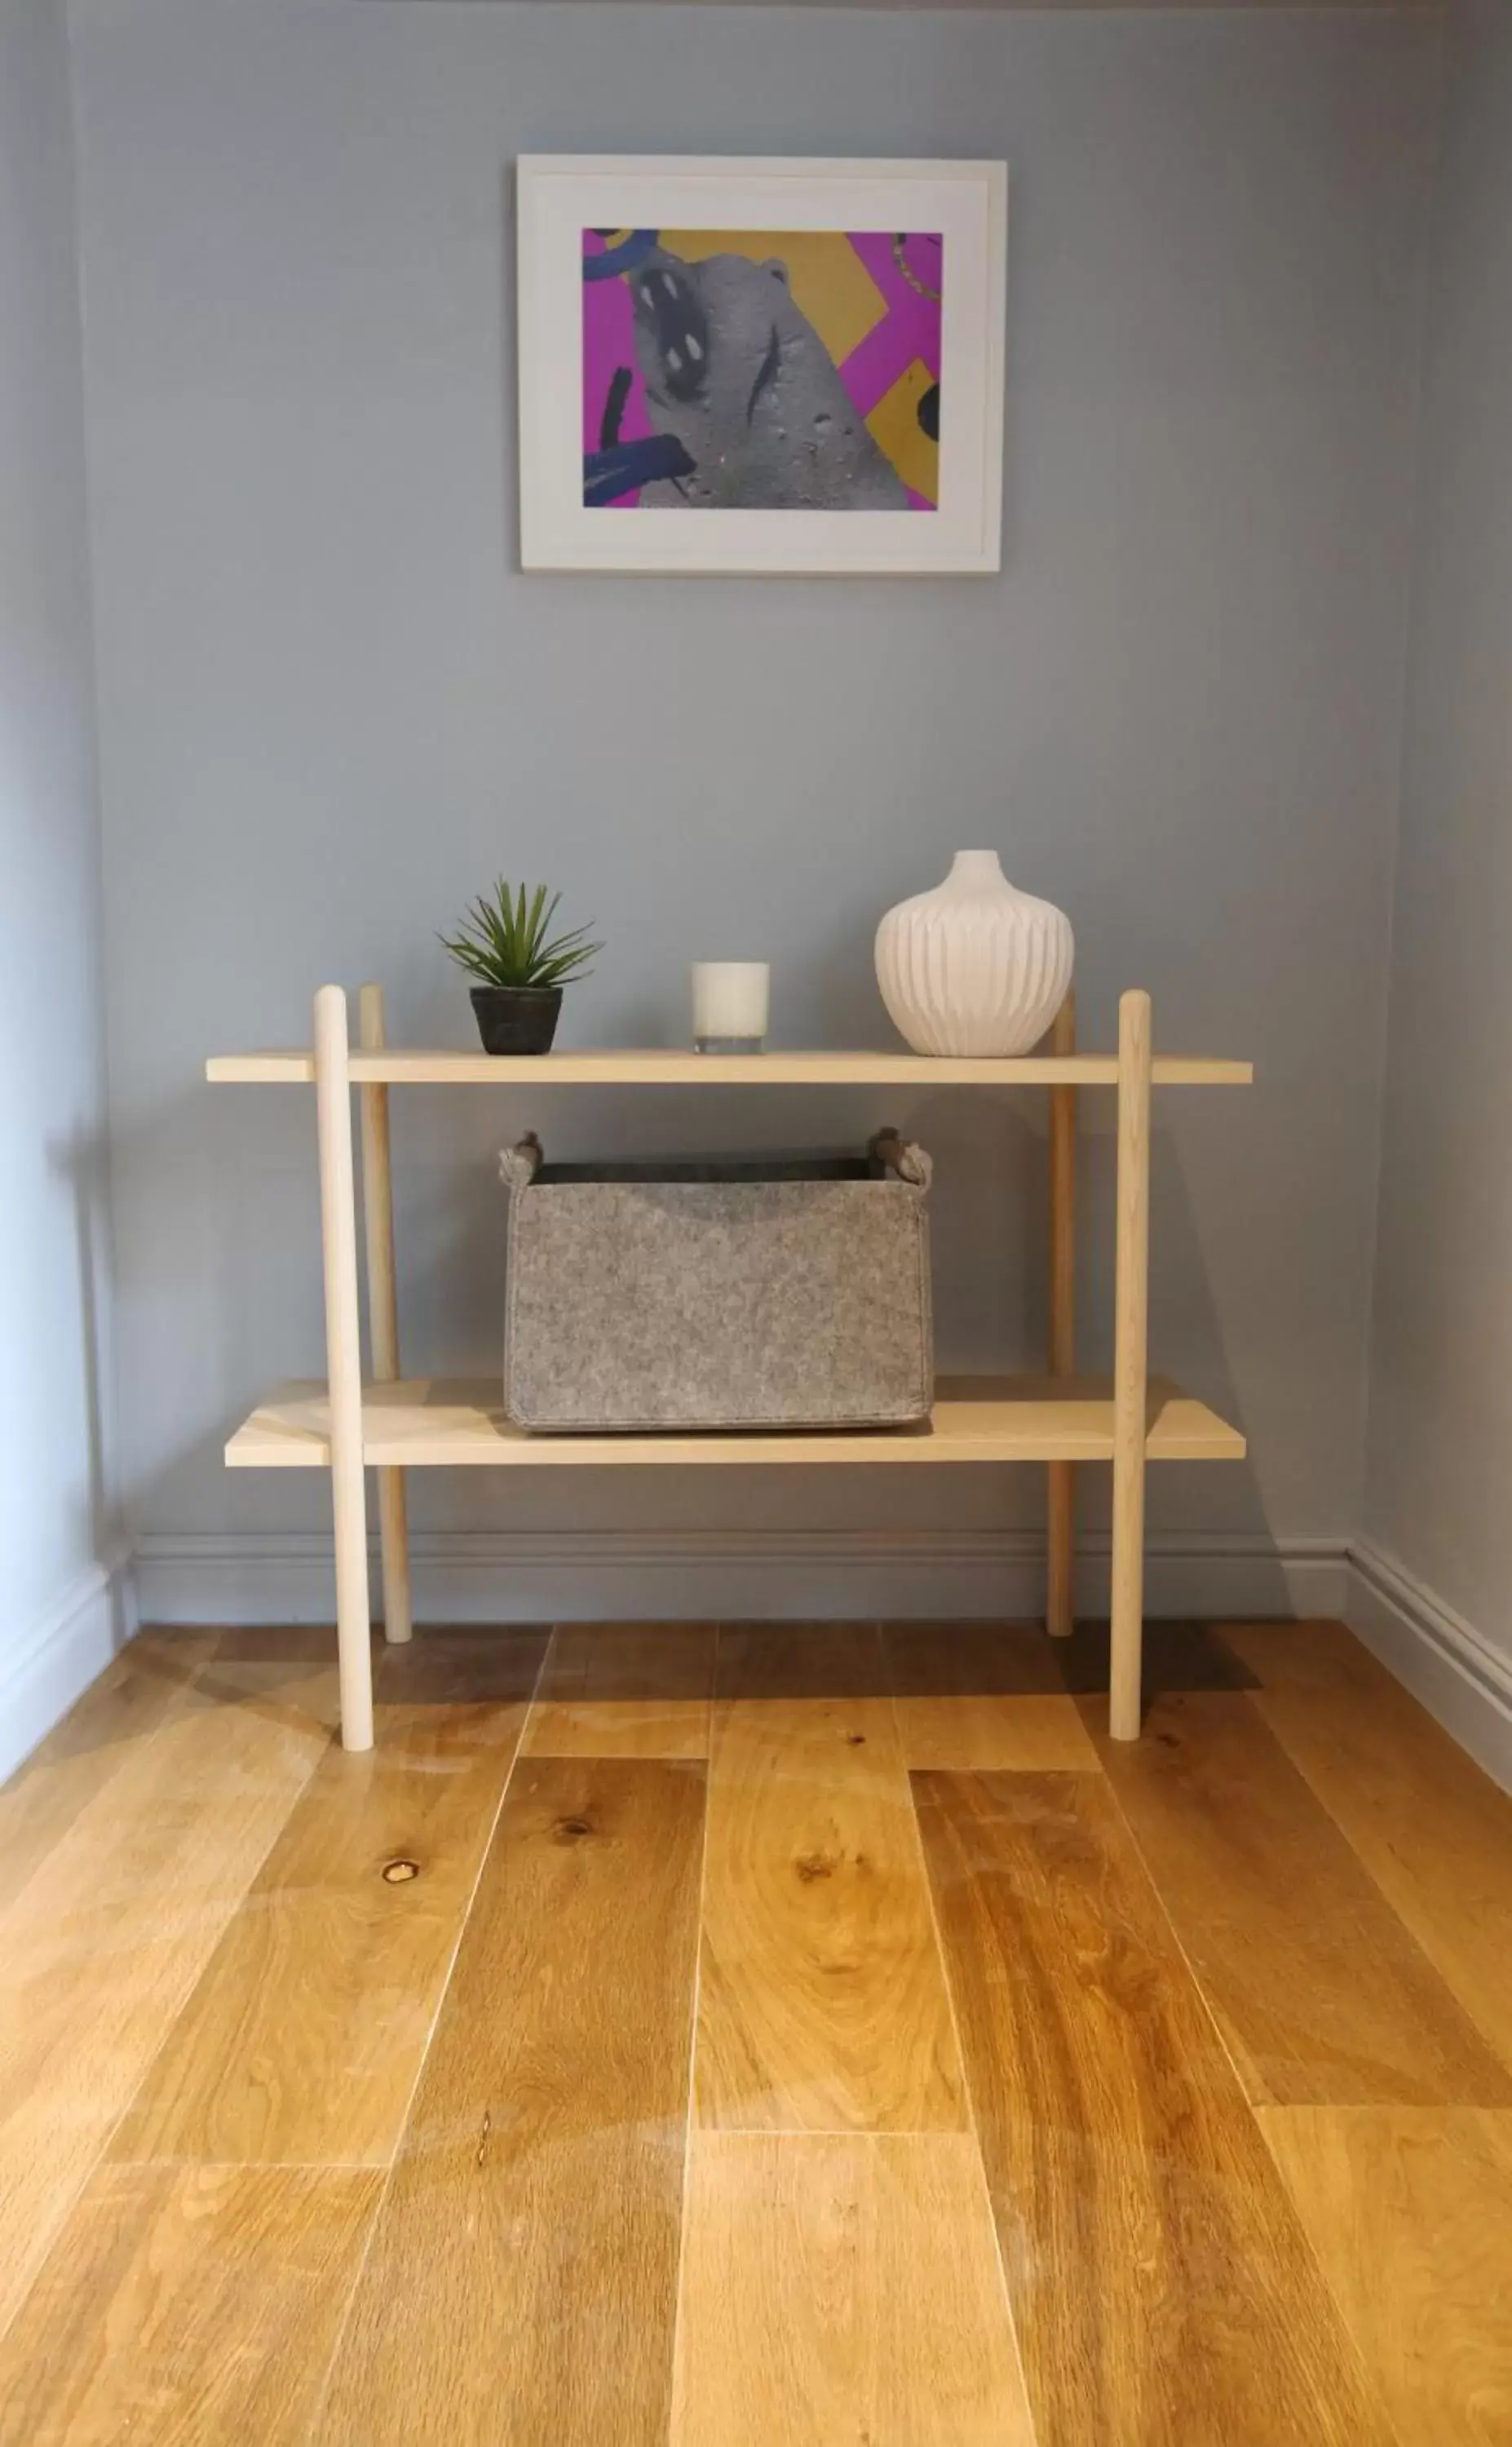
[{"left": 517, "top": 156, "right": 1007, "bottom": 575}]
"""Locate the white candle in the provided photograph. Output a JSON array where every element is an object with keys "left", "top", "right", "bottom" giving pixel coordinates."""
[{"left": 692, "top": 962, "right": 770, "bottom": 1052}]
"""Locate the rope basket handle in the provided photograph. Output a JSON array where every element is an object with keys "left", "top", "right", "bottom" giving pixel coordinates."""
[
  {"left": 499, "top": 1133, "right": 544, "bottom": 1193},
  {"left": 869, "top": 1129, "right": 934, "bottom": 1193}
]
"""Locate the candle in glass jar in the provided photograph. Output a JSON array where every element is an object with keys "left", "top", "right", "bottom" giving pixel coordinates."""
[{"left": 692, "top": 962, "right": 770, "bottom": 1054}]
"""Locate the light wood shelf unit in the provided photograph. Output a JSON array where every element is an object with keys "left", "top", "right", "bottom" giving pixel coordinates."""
[{"left": 208, "top": 987, "right": 1252, "bottom": 1752}]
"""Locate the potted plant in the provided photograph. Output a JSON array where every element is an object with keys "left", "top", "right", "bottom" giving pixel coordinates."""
[{"left": 440, "top": 880, "right": 601, "bottom": 1055}]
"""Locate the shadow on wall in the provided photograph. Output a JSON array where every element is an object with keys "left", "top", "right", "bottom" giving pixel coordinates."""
[
  {"left": 47, "top": 1126, "right": 125, "bottom": 1612},
  {"left": 1071, "top": 1117, "right": 1305, "bottom": 1621}
]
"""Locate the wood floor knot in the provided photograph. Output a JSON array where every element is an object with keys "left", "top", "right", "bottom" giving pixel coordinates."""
[
  {"left": 552, "top": 1815, "right": 595, "bottom": 1844},
  {"left": 381, "top": 1858, "right": 420, "bottom": 1884}
]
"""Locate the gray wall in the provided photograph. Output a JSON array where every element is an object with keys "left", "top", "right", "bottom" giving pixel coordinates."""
[
  {"left": 1361, "top": 0, "right": 1512, "bottom": 1748},
  {"left": 0, "top": 0, "right": 120, "bottom": 1771},
  {"left": 68, "top": 0, "right": 1438, "bottom": 1614}
]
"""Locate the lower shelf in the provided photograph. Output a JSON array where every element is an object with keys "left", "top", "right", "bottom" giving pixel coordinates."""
[{"left": 225, "top": 1375, "right": 1246, "bottom": 1470}]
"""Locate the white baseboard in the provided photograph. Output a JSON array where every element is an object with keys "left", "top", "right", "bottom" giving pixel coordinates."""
[
  {"left": 133, "top": 1526, "right": 1346, "bottom": 1630},
  {"left": 1347, "top": 1538, "right": 1512, "bottom": 1792},
  {"left": 0, "top": 1547, "right": 138, "bottom": 1786}
]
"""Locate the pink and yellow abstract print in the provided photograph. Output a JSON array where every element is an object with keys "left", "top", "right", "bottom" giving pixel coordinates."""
[{"left": 582, "top": 228, "right": 944, "bottom": 511}]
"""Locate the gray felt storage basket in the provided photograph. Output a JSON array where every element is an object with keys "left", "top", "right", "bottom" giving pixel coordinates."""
[{"left": 499, "top": 1131, "right": 933, "bottom": 1432}]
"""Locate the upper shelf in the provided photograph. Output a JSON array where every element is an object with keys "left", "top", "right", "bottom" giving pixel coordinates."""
[{"left": 206, "top": 1047, "right": 1253, "bottom": 1088}]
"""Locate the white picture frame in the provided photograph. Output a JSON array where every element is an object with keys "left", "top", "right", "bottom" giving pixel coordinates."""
[{"left": 517, "top": 155, "right": 1007, "bottom": 576}]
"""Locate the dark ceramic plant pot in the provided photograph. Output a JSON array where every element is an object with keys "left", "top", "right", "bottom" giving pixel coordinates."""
[{"left": 470, "top": 985, "right": 564, "bottom": 1056}]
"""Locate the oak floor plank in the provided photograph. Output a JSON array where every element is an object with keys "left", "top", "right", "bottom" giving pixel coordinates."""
[
  {"left": 1229, "top": 1621, "right": 1512, "bottom": 2071},
  {"left": 371, "top": 1624, "right": 552, "bottom": 1705},
  {"left": 914, "top": 1768, "right": 1395, "bottom": 2447},
  {"left": 670, "top": 2131, "right": 1035, "bottom": 2446},
  {"left": 110, "top": 1630, "right": 546, "bottom": 2166},
  {"left": 0, "top": 1655, "right": 331, "bottom": 2339},
  {"left": 696, "top": 1625, "right": 967, "bottom": 2134},
  {"left": 1087, "top": 1690, "right": 1512, "bottom": 2108},
  {"left": 524, "top": 1622, "right": 717, "bottom": 1759},
  {"left": 318, "top": 1755, "right": 705, "bottom": 2446},
  {"left": 1259, "top": 2106, "right": 1512, "bottom": 2447},
  {"left": 183, "top": 1622, "right": 347, "bottom": 1729},
  {"left": 0, "top": 1632, "right": 210, "bottom": 1916},
  {"left": 1053, "top": 1617, "right": 1259, "bottom": 1695},
  {"left": 716, "top": 1620, "right": 896, "bottom": 1701},
  {"left": 0, "top": 2161, "right": 378, "bottom": 2445},
  {"left": 884, "top": 1621, "right": 1098, "bottom": 1770}
]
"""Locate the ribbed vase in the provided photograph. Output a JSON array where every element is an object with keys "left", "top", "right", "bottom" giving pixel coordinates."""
[{"left": 874, "top": 850, "right": 1074, "bottom": 1057}]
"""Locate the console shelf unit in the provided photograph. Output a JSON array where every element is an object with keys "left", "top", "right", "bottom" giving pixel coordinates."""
[{"left": 208, "top": 985, "right": 1252, "bottom": 1752}]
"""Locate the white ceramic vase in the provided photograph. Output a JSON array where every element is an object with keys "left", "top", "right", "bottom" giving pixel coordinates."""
[{"left": 874, "top": 850, "right": 1074, "bottom": 1057}]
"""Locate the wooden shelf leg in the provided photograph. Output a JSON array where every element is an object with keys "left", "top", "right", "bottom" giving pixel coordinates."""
[
  {"left": 1046, "top": 989, "right": 1077, "bottom": 1637},
  {"left": 360, "top": 982, "right": 412, "bottom": 1646},
  {"left": 1110, "top": 989, "right": 1152, "bottom": 1741},
  {"left": 315, "top": 985, "right": 374, "bottom": 1752}
]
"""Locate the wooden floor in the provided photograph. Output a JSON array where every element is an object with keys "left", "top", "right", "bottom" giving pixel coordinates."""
[{"left": 2, "top": 1616, "right": 1510, "bottom": 2445}]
